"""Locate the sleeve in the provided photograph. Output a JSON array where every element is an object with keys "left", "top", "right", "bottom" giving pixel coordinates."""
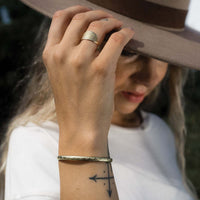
[{"left": 5, "top": 125, "right": 60, "bottom": 200}]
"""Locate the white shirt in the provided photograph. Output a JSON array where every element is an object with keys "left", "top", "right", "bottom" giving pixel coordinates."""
[{"left": 5, "top": 112, "right": 194, "bottom": 200}]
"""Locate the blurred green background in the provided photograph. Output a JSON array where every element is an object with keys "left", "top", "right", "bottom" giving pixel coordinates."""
[{"left": 0, "top": 0, "right": 199, "bottom": 198}]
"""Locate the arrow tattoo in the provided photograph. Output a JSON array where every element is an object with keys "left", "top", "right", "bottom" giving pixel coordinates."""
[{"left": 89, "top": 142, "right": 114, "bottom": 198}]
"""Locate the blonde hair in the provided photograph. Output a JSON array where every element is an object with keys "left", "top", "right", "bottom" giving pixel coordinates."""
[{"left": 0, "top": 17, "right": 198, "bottom": 200}]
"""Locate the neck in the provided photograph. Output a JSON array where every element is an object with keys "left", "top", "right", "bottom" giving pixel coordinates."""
[{"left": 111, "top": 110, "right": 143, "bottom": 128}]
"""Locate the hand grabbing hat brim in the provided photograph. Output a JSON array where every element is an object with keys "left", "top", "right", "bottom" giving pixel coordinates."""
[{"left": 20, "top": 0, "right": 200, "bottom": 70}]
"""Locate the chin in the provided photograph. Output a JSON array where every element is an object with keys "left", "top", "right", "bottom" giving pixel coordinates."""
[{"left": 114, "top": 102, "right": 140, "bottom": 115}]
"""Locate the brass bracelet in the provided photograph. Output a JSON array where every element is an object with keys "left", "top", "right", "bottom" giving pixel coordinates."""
[{"left": 57, "top": 155, "right": 112, "bottom": 163}]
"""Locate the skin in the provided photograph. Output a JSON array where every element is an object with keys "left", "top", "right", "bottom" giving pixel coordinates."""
[{"left": 111, "top": 54, "right": 168, "bottom": 128}]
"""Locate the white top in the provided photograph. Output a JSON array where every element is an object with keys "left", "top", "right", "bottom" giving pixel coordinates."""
[{"left": 5, "top": 112, "right": 194, "bottom": 200}]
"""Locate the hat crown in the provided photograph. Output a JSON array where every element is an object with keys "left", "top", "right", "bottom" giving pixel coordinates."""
[
  {"left": 145, "top": 0, "right": 190, "bottom": 10},
  {"left": 87, "top": 0, "right": 190, "bottom": 31}
]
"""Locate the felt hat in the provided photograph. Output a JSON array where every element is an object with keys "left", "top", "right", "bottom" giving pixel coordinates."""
[{"left": 20, "top": 0, "right": 200, "bottom": 70}]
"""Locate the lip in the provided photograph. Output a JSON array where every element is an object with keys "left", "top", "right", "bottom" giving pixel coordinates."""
[{"left": 121, "top": 91, "right": 145, "bottom": 103}]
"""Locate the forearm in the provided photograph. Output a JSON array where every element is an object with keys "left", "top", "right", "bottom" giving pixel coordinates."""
[{"left": 58, "top": 130, "right": 119, "bottom": 200}]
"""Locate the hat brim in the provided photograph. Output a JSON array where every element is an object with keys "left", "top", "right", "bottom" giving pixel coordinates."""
[{"left": 20, "top": 0, "right": 200, "bottom": 70}]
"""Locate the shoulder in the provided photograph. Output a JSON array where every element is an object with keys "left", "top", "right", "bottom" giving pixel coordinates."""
[
  {"left": 143, "top": 111, "right": 173, "bottom": 134},
  {"left": 6, "top": 121, "right": 60, "bottom": 198},
  {"left": 142, "top": 111, "right": 177, "bottom": 154},
  {"left": 7, "top": 121, "right": 59, "bottom": 168},
  {"left": 9, "top": 120, "right": 59, "bottom": 148}
]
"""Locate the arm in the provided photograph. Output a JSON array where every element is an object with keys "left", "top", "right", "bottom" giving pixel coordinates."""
[
  {"left": 58, "top": 130, "right": 119, "bottom": 200},
  {"left": 42, "top": 5, "right": 134, "bottom": 200}
]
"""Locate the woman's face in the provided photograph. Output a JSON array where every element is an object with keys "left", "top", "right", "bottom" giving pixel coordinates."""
[{"left": 111, "top": 51, "right": 168, "bottom": 126}]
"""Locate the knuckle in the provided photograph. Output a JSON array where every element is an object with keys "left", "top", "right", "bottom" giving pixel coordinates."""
[
  {"left": 69, "top": 54, "right": 84, "bottom": 68},
  {"left": 96, "top": 10, "right": 108, "bottom": 15},
  {"left": 42, "top": 49, "right": 48, "bottom": 60},
  {"left": 73, "top": 5, "right": 86, "bottom": 9},
  {"left": 89, "top": 21, "right": 103, "bottom": 29},
  {"left": 53, "top": 10, "right": 65, "bottom": 18},
  {"left": 42, "top": 49, "right": 50, "bottom": 64},
  {"left": 92, "top": 62, "right": 108, "bottom": 77},
  {"left": 52, "top": 49, "right": 65, "bottom": 64},
  {"left": 111, "top": 32, "right": 125, "bottom": 44},
  {"left": 72, "top": 12, "right": 87, "bottom": 20}
]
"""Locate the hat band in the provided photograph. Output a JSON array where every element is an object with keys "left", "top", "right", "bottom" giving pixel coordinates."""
[{"left": 87, "top": 0, "right": 188, "bottom": 31}]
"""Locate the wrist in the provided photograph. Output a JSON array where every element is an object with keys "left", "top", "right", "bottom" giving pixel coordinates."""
[{"left": 58, "top": 129, "right": 109, "bottom": 157}]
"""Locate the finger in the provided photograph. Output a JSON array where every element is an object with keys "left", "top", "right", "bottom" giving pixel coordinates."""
[
  {"left": 60, "top": 10, "right": 113, "bottom": 48},
  {"left": 95, "top": 27, "right": 135, "bottom": 72},
  {"left": 45, "top": 5, "right": 92, "bottom": 49},
  {"left": 77, "top": 18, "right": 123, "bottom": 59}
]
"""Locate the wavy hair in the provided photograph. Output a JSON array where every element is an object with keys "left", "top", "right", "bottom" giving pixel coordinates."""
[{"left": 0, "top": 16, "right": 198, "bottom": 200}]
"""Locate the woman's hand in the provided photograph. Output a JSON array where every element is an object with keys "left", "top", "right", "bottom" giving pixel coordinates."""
[{"left": 42, "top": 5, "right": 134, "bottom": 148}]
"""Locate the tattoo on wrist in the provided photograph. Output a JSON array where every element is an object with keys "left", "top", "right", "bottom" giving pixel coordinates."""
[{"left": 88, "top": 143, "right": 114, "bottom": 198}]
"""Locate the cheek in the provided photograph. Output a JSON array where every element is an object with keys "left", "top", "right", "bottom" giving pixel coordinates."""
[
  {"left": 114, "top": 65, "right": 127, "bottom": 88},
  {"left": 115, "top": 59, "right": 138, "bottom": 85},
  {"left": 154, "top": 65, "right": 168, "bottom": 86},
  {"left": 160, "top": 65, "right": 168, "bottom": 80},
  {"left": 114, "top": 72, "right": 125, "bottom": 93}
]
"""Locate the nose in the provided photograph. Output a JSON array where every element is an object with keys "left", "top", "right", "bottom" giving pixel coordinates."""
[{"left": 130, "top": 57, "right": 158, "bottom": 86}]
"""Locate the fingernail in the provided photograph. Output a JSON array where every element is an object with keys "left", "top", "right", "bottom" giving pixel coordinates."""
[{"left": 129, "top": 27, "right": 135, "bottom": 34}]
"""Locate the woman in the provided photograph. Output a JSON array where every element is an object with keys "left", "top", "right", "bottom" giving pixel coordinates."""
[{"left": 0, "top": 0, "right": 200, "bottom": 199}]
